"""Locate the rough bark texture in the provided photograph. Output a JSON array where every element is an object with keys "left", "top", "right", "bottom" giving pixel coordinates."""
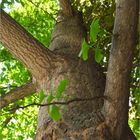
[
  {"left": 0, "top": 81, "right": 36, "bottom": 109},
  {"left": 1, "top": 9, "right": 57, "bottom": 80},
  {"left": 0, "top": 0, "right": 139, "bottom": 139},
  {"left": 35, "top": 1, "right": 107, "bottom": 138},
  {"left": 35, "top": 59, "right": 106, "bottom": 139},
  {"left": 104, "top": 0, "right": 139, "bottom": 139},
  {"left": 1, "top": 8, "right": 106, "bottom": 139}
]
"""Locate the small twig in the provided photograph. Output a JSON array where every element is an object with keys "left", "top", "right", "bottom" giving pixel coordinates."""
[{"left": 9, "top": 95, "right": 111, "bottom": 111}]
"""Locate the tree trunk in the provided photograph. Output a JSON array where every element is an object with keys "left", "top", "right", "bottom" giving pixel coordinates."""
[
  {"left": 0, "top": 0, "right": 139, "bottom": 139},
  {"left": 35, "top": 61, "right": 106, "bottom": 139}
]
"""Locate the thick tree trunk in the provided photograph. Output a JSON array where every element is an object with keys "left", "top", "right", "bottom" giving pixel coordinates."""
[
  {"left": 0, "top": 0, "right": 138, "bottom": 139},
  {"left": 35, "top": 58, "right": 106, "bottom": 140},
  {"left": 35, "top": 1, "right": 106, "bottom": 138},
  {"left": 1, "top": 9, "right": 106, "bottom": 139}
]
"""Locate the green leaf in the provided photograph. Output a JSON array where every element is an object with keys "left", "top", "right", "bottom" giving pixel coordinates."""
[
  {"left": 56, "top": 79, "right": 68, "bottom": 100},
  {"left": 49, "top": 105, "right": 62, "bottom": 121},
  {"left": 46, "top": 92, "right": 54, "bottom": 104},
  {"left": 90, "top": 19, "right": 100, "bottom": 43},
  {"left": 79, "top": 39, "right": 90, "bottom": 61},
  {"left": 39, "top": 90, "right": 45, "bottom": 102},
  {"left": 95, "top": 47, "right": 103, "bottom": 63}
]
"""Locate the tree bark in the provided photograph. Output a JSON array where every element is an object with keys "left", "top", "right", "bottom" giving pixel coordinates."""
[
  {"left": 1, "top": 10, "right": 62, "bottom": 80},
  {"left": 0, "top": 81, "right": 36, "bottom": 109},
  {"left": 0, "top": 0, "right": 139, "bottom": 139},
  {"left": 1, "top": 8, "right": 106, "bottom": 139},
  {"left": 104, "top": 0, "right": 139, "bottom": 139}
]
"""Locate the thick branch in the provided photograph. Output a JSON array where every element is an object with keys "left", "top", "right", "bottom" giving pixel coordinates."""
[
  {"left": 0, "top": 81, "right": 36, "bottom": 109},
  {"left": 104, "top": 0, "right": 139, "bottom": 139},
  {"left": 0, "top": 9, "right": 56, "bottom": 78}
]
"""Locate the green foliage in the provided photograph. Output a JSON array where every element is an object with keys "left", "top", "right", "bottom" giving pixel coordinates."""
[
  {"left": 49, "top": 105, "right": 62, "bottom": 121},
  {"left": 0, "top": 45, "right": 31, "bottom": 93},
  {"left": 79, "top": 39, "right": 90, "bottom": 61},
  {"left": 90, "top": 19, "right": 100, "bottom": 43},
  {"left": 39, "top": 89, "right": 45, "bottom": 103},
  {"left": 0, "top": 94, "right": 39, "bottom": 140},
  {"left": 56, "top": 79, "right": 68, "bottom": 100},
  {"left": 46, "top": 92, "right": 54, "bottom": 104},
  {"left": 9, "top": 0, "right": 58, "bottom": 47},
  {"left": 129, "top": 65, "right": 140, "bottom": 140},
  {"left": 129, "top": 114, "right": 140, "bottom": 140},
  {"left": 79, "top": 19, "right": 103, "bottom": 63},
  {"left": 1, "top": 0, "right": 15, "bottom": 9},
  {"left": 46, "top": 79, "right": 68, "bottom": 121},
  {"left": 95, "top": 47, "right": 104, "bottom": 63}
]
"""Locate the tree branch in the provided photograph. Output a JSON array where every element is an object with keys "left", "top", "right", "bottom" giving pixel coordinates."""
[
  {"left": 0, "top": 81, "right": 36, "bottom": 109},
  {"left": 104, "top": 0, "right": 139, "bottom": 139},
  {"left": 0, "top": 9, "right": 57, "bottom": 78}
]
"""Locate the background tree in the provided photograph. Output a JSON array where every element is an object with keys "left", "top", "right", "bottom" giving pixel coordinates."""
[{"left": 0, "top": 0, "right": 139, "bottom": 139}]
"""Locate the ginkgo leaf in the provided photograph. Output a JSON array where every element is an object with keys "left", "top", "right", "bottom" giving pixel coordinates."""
[
  {"left": 79, "top": 39, "right": 90, "bottom": 61},
  {"left": 46, "top": 92, "right": 54, "bottom": 104},
  {"left": 95, "top": 47, "right": 103, "bottom": 63},
  {"left": 39, "top": 89, "right": 45, "bottom": 102},
  {"left": 49, "top": 105, "right": 62, "bottom": 121},
  {"left": 90, "top": 19, "right": 100, "bottom": 43},
  {"left": 56, "top": 79, "right": 68, "bottom": 100}
]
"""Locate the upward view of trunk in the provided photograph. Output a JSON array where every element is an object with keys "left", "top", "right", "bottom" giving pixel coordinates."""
[{"left": 0, "top": 0, "right": 139, "bottom": 139}]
